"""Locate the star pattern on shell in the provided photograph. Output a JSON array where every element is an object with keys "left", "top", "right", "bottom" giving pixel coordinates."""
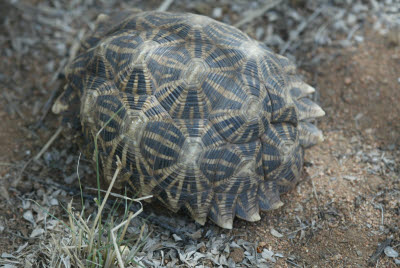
[{"left": 53, "top": 11, "right": 325, "bottom": 229}]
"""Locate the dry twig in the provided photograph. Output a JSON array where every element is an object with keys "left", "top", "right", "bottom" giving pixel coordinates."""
[
  {"left": 234, "top": 0, "right": 282, "bottom": 28},
  {"left": 33, "top": 126, "right": 63, "bottom": 161},
  {"left": 157, "top": 0, "right": 174, "bottom": 12},
  {"left": 280, "top": 7, "right": 323, "bottom": 54},
  {"left": 368, "top": 238, "right": 392, "bottom": 266}
]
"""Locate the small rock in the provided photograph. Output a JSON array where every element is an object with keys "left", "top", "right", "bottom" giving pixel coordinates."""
[
  {"left": 3, "top": 264, "right": 18, "bottom": 268},
  {"left": 395, "top": 259, "right": 400, "bottom": 265},
  {"left": 384, "top": 246, "right": 399, "bottom": 258},
  {"left": 30, "top": 227, "right": 45, "bottom": 238},
  {"left": 229, "top": 247, "right": 244, "bottom": 263},
  {"left": 261, "top": 249, "right": 276, "bottom": 263},
  {"left": 23, "top": 210, "right": 36, "bottom": 226},
  {"left": 0, "top": 225, "right": 4, "bottom": 233},
  {"left": 1, "top": 253, "right": 16, "bottom": 258},
  {"left": 270, "top": 228, "right": 283, "bottom": 238},
  {"left": 347, "top": 14, "right": 357, "bottom": 25},
  {"left": 256, "top": 27, "right": 264, "bottom": 40},
  {"left": 22, "top": 200, "right": 31, "bottom": 210},
  {"left": 189, "top": 229, "right": 202, "bottom": 240},
  {"left": 50, "top": 198, "right": 59, "bottom": 206},
  {"left": 343, "top": 175, "right": 358, "bottom": 181},
  {"left": 212, "top": 7, "right": 222, "bottom": 18},
  {"left": 356, "top": 249, "right": 362, "bottom": 256},
  {"left": 16, "top": 242, "right": 28, "bottom": 253},
  {"left": 120, "top": 245, "right": 130, "bottom": 260},
  {"left": 344, "top": 77, "right": 352, "bottom": 85},
  {"left": 172, "top": 234, "right": 182, "bottom": 242},
  {"left": 354, "top": 35, "right": 364, "bottom": 43}
]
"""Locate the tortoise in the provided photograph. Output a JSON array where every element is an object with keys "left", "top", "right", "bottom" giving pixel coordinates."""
[{"left": 53, "top": 11, "right": 325, "bottom": 229}]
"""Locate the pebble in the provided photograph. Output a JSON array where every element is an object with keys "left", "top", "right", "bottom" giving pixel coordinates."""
[
  {"left": 384, "top": 246, "right": 399, "bottom": 258},
  {"left": 344, "top": 77, "right": 352, "bottom": 85},
  {"left": 212, "top": 7, "right": 222, "bottom": 18},
  {"left": 347, "top": 14, "right": 357, "bottom": 25},
  {"left": 30, "top": 227, "right": 44, "bottom": 238},
  {"left": 256, "top": 27, "right": 264, "bottom": 40},
  {"left": 49, "top": 198, "right": 59, "bottom": 206},
  {"left": 229, "top": 247, "right": 244, "bottom": 263},
  {"left": 261, "top": 249, "right": 276, "bottom": 263},
  {"left": 270, "top": 228, "right": 283, "bottom": 238},
  {"left": 23, "top": 210, "right": 36, "bottom": 226},
  {"left": 172, "top": 234, "right": 183, "bottom": 242},
  {"left": 343, "top": 175, "right": 358, "bottom": 181},
  {"left": 3, "top": 264, "right": 17, "bottom": 268},
  {"left": 354, "top": 35, "right": 364, "bottom": 42}
]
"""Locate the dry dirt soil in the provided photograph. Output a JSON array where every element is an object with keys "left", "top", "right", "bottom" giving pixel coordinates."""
[
  {"left": 232, "top": 29, "right": 400, "bottom": 267},
  {"left": 0, "top": 11, "right": 399, "bottom": 268}
]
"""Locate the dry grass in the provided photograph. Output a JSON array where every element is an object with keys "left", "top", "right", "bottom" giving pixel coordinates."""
[{"left": 43, "top": 157, "right": 151, "bottom": 268}]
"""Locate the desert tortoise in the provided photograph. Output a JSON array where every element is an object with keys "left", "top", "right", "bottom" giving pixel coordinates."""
[{"left": 53, "top": 11, "right": 325, "bottom": 229}]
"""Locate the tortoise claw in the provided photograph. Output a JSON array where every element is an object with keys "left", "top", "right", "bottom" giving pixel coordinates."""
[
  {"left": 235, "top": 187, "right": 261, "bottom": 222},
  {"left": 208, "top": 193, "right": 235, "bottom": 229}
]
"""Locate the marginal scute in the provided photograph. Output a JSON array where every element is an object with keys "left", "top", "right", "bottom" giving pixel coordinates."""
[
  {"left": 208, "top": 192, "right": 236, "bottom": 229},
  {"left": 290, "top": 81, "right": 316, "bottom": 99},
  {"left": 298, "top": 121, "right": 324, "bottom": 148},
  {"left": 235, "top": 188, "right": 261, "bottom": 222},
  {"left": 258, "top": 182, "right": 284, "bottom": 211},
  {"left": 295, "top": 98, "right": 325, "bottom": 120}
]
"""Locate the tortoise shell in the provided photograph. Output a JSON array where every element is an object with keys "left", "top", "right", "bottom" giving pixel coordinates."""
[{"left": 53, "top": 11, "right": 324, "bottom": 229}]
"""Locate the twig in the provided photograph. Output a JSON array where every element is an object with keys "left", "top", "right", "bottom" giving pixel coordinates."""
[
  {"left": 12, "top": 159, "right": 32, "bottom": 188},
  {"left": 285, "top": 225, "right": 309, "bottom": 235},
  {"left": 33, "top": 126, "right": 63, "bottom": 161},
  {"left": 2, "top": 91, "right": 24, "bottom": 119},
  {"left": 234, "top": 0, "right": 282, "bottom": 28},
  {"left": 311, "top": 179, "right": 320, "bottom": 204},
  {"left": 280, "top": 7, "right": 323, "bottom": 54},
  {"left": 35, "top": 84, "right": 62, "bottom": 128},
  {"left": 371, "top": 192, "right": 385, "bottom": 228},
  {"left": 368, "top": 238, "right": 392, "bottom": 266},
  {"left": 286, "top": 259, "right": 301, "bottom": 267},
  {"left": 157, "top": 0, "right": 174, "bottom": 12},
  {"left": 35, "top": 58, "right": 68, "bottom": 127},
  {"left": 0, "top": 162, "right": 14, "bottom": 166},
  {"left": 68, "top": 29, "right": 85, "bottom": 64}
]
